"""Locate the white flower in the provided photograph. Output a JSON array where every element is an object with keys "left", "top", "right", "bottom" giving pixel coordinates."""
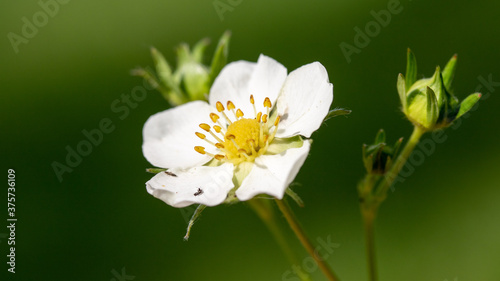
[{"left": 143, "top": 55, "right": 333, "bottom": 208}]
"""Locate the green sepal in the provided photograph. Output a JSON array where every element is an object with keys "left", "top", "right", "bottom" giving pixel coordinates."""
[
  {"left": 145, "top": 168, "right": 167, "bottom": 174},
  {"left": 442, "top": 54, "right": 458, "bottom": 90},
  {"left": 209, "top": 30, "right": 231, "bottom": 85},
  {"left": 184, "top": 204, "right": 207, "bottom": 241},
  {"left": 285, "top": 187, "right": 305, "bottom": 207},
  {"left": 375, "top": 129, "right": 386, "bottom": 144},
  {"left": 397, "top": 73, "right": 407, "bottom": 110},
  {"left": 151, "top": 47, "right": 181, "bottom": 94},
  {"left": 405, "top": 48, "right": 417, "bottom": 91},
  {"left": 324, "top": 108, "right": 352, "bottom": 122},
  {"left": 456, "top": 93, "right": 481, "bottom": 119},
  {"left": 192, "top": 38, "right": 211, "bottom": 63},
  {"left": 426, "top": 87, "right": 439, "bottom": 127}
]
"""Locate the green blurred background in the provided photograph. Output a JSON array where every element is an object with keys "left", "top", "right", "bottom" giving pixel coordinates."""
[{"left": 1, "top": 0, "right": 499, "bottom": 280}]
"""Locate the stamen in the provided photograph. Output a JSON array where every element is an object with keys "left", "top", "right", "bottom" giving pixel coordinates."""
[
  {"left": 264, "top": 97, "right": 272, "bottom": 118},
  {"left": 215, "top": 143, "right": 225, "bottom": 149},
  {"left": 262, "top": 114, "right": 268, "bottom": 123},
  {"left": 213, "top": 125, "right": 222, "bottom": 133},
  {"left": 209, "top": 113, "right": 219, "bottom": 123},
  {"left": 250, "top": 95, "right": 257, "bottom": 117},
  {"left": 263, "top": 97, "right": 272, "bottom": 108},
  {"left": 214, "top": 154, "right": 225, "bottom": 160},
  {"left": 227, "top": 101, "right": 235, "bottom": 111},
  {"left": 274, "top": 115, "right": 281, "bottom": 127},
  {"left": 256, "top": 112, "right": 262, "bottom": 123},
  {"left": 236, "top": 109, "right": 244, "bottom": 119},
  {"left": 247, "top": 139, "right": 258, "bottom": 155},
  {"left": 194, "top": 146, "right": 206, "bottom": 154},
  {"left": 199, "top": 123, "right": 211, "bottom": 132},
  {"left": 238, "top": 149, "right": 250, "bottom": 159},
  {"left": 216, "top": 101, "right": 225, "bottom": 112},
  {"left": 195, "top": 132, "right": 206, "bottom": 139}
]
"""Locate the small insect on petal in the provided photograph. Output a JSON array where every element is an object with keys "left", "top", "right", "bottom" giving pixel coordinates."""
[
  {"left": 194, "top": 188, "right": 204, "bottom": 196},
  {"left": 164, "top": 171, "right": 177, "bottom": 177}
]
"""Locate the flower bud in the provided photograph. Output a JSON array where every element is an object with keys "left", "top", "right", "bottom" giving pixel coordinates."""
[
  {"left": 398, "top": 49, "right": 481, "bottom": 131},
  {"left": 132, "top": 31, "right": 231, "bottom": 106},
  {"left": 362, "top": 129, "right": 402, "bottom": 175}
]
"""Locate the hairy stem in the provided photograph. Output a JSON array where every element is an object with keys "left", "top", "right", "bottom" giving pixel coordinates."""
[
  {"left": 275, "top": 199, "right": 340, "bottom": 281},
  {"left": 248, "top": 199, "right": 312, "bottom": 281}
]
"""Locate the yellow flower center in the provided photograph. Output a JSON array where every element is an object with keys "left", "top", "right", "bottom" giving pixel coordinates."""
[{"left": 193, "top": 95, "right": 281, "bottom": 165}]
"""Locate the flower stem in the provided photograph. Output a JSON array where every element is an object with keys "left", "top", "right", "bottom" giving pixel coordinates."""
[
  {"left": 275, "top": 199, "right": 340, "bottom": 281},
  {"left": 359, "top": 125, "right": 426, "bottom": 281},
  {"left": 361, "top": 208, "right": 377, "bottom": 281},
  {"left": 248, "top": 199, "right": 313, "bottom": 281},
  {"left": 376, "top": 126, "right": 425, "bottom": 199}
]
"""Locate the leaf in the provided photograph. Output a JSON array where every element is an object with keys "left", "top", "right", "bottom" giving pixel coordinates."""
[
  {"left": 456, "top": 93, "right": 481, "bottom": 119},
  {"left": 405, "top": 48, "right": 417, "bottom": 91},
  {"left": 192, "top": 38, "right": 211, "bottom": 62},
  {"left": 442, "top": 54, "right": 457, "bottom": 90},
  {"left": 209, "top": 30, "right": 231, "bottom": 85},
  {"left": 184, "top": 204, "right": 207, "bottom": 241}
]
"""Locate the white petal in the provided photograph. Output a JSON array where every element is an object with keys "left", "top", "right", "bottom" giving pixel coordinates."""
[
  {"left": 209, "top": 55, "right": 287, "bottom": 118},
  {"left": 235, "top": 140, "right": 311, "bottom": 201},
  {"left": 146, "top": 163, "right": 235, "bottom": 208},
  {"left": 142, "top": 101, "right": 214, "bottom": 169},
  {"left": 276, "top": 62, "right": 333, "bottom": 138}
]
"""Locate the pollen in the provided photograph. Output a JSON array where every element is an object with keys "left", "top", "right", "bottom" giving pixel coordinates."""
[{"left": 194, "top": 96, "right": 281, "bottom": 165}]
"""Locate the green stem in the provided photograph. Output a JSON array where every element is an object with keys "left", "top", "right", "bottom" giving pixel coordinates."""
[
  {"left": 359, "top": 125, "right": 426, "bottom": 281},
  {"left": 361, "top": 209, "right": 377, "bottom": 281},
  {"left": 376, "top": 126, "right": 425, "bottom": 199},
  {"left": 275, "top": 199, "right": 340, "bottom": 281},
  {"left": 248, "top": 199, "right": 313, "bottom": 281}
]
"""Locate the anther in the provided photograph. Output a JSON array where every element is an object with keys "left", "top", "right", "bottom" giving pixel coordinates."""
[
  {"left": 209, "top": 113, "right": 220, "bottom": 123},
  {"left": 214, "top": 154, "right": 225, "bottom": 160},
  {"left": 215, "top": 143, "right": 225, "bottom": 149},
  {"left": 227, "top": 101, "right": 235, "bottom": 110},
  {"left": 263, "top": 97, "right": 272, "bottom": 108},
  {"left": 194, "top": 146, "right": 206, "bottom": 154},
  {"left": 226, "top": 134, "right": 236, "bottom": 140},
  {"left": 216, "top": 101, "right": 225, "bottom": 112},
  {"left": 195, "top": 132, "right": 206, "bottom": 139},
  {"left": 250, "top": 95, "right": 255, "bottom": 104},
  {"left": 199, "top": 123, "right": 211, "bottom": 132},
  {"left": 236, "top": 109, "right": 244, "bottom": 119},
  {"left": 262, "top": 114, "right": 268, "bottom": 123},
  {"left": 256, "top": 112, "right": 262, "bottom": 123},
  {"left": 274, "top": 115, "right": 281, "bottom": 127},
  {"left": 213, "top": 125, "right": 222, "bottom": 133}
]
